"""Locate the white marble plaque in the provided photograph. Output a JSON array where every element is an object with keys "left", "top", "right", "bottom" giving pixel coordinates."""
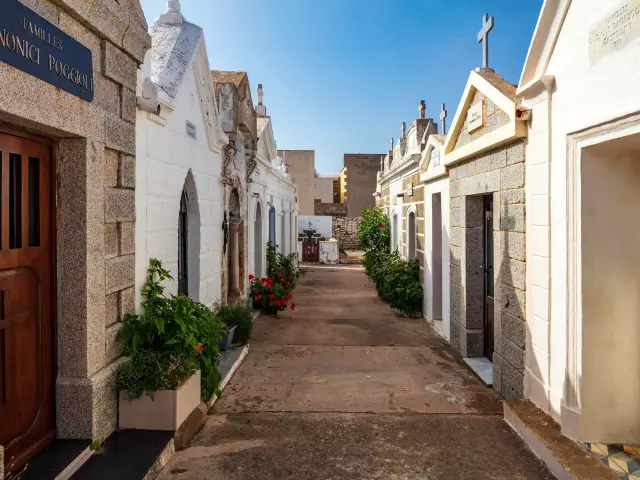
[
  {"left": 430, "top": 148, "right": 440, "bottom": 167},
  {"left": 589, "top": 0, "right": 640, "bottom": 65},
  {"left": 467, "top": 101, "right": 484, "bottom": 132}
]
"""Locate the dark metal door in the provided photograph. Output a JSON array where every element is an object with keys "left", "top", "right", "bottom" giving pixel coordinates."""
[
  {"left": 178, "top": 190, "right": 188, "bottom": 296},
  {"left": 0, "top": 133, "right": 55, "bottom": 474},
  {"left": 483, "top": 195, "right": 495, "bottom": 361},
  {"left": 302, "top": 240, "right": 319, "bottom": 262}
]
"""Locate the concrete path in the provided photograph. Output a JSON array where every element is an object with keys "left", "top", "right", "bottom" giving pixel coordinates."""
[{"left": 159, "top": 265, "right": 553, "bottom": 480}]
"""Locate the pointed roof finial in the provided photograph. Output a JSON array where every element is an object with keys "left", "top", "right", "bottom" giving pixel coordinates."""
[
  {"left": 255, "top": 84, "right": 267, "bottom": 117},
  {"left": 402, "top": 122, "right": 407, "bottom": 138},
  {"left": 167, "top": 0, "right": 181, "bottom": 13},
  {"left": 419, "top": 100, "right": 426, "bottom": 119},
  {"left": 158, "top": 0, "right": 184, "bottom": 24},
  {"left": 258, "top": 84, "right": 264, "bottom": 106}
]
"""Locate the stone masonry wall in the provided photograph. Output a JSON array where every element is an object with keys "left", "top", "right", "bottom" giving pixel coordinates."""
[
  {"left": 314, "top": 199, "right": 348, "bottom": 216},
  {"left": 449, "top": 139, "right": 526, "bottom": 399},
  {"left": 0, "top": 0, "right": 151, "bottom": 447},
  {"left": 332, "top": 217, "right": 361, "bottom": 250}
]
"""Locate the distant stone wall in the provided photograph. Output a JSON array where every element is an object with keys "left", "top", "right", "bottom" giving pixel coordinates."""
[
  {"left": 314, "top": 199, "right": 348, "bottom": 216},
  {"left": 333, "top": 217, "right": 361, "bottom": 250}
]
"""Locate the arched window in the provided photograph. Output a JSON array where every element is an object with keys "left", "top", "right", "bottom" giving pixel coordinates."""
[
  {"left": 408, "top": 211, "right": 416, "bottom": 260},
  {"left": 281, "top": 211, "right": 286, "bottom": 254},
  {"left": 254, "top": 202, "right": 263, "bottom": 277},
  {"left": 178, "top": 189, "right": 189, "bottom": 296},
  {"left": 177, "top": 171, "right": 200, "bottom": 299},
  {"left": 392, "top": 212, "right": 398, "bottom": 252},
  {"left": 268, "top": 206, "right": 276, "bottom": 245}
]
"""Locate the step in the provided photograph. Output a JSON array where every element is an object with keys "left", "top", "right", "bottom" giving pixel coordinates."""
[{"left": 504, "top": 400, "right": 619, "bottom": 480}]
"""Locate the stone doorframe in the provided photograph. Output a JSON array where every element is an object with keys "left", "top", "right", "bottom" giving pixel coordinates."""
[{"left": 563, "top": 111, "right": 640, "bottom": 441}]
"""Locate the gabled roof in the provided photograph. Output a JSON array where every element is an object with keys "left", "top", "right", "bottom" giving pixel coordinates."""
[
  {"left": 517, "top": 0, "right": 572, "bottom": 94},
  {"left": 419, "top": 134, "right": 447, "bottom": 183},
  {"left": 212, "top": 71, "right": 247, "bottom": 87},
  {"left": 150, "top": 20, "right": 203, "bottom": 100},
  {"left": 443, "top": 68, "right": 526, "bottom": 166}
]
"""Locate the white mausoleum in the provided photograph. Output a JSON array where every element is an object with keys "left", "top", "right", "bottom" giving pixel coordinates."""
[{"left": 135, "top": 3, "right": 227, "bottom": 306}]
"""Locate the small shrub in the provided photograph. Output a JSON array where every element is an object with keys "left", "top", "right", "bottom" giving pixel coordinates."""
[
  {"left": 267, "top": 242, "right": 304, "bottom": 287},
  {"left": 117, "top": 259, "right": 226, "bottom": 402},
  {"left": 358, "top": 207, "right": 391, "bottom": 253},
  {"left": 214, "top": 299, "right": 254, "bottom": 345}
]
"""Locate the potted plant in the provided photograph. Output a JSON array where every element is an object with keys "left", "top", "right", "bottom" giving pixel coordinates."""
[
  {"left": 214, "top": 299, "right": 254, "bottom": 347},
  {"left": 116, "top": 259, "right": 226, "bottom": 430},
  {"left": 218, "top": 322, "right": 237, "bottom": 352}
]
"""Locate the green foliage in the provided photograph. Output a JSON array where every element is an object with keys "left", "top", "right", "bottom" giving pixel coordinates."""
[
  {"left": 116, "top": 259, "right": 225, "bottom": 402},
  {"left": 359, "top": 208, "right": 423, "bottom": 316},
  {"left": 358, "top": 207, "right": 391, "bottom": 253},
  {"left": 214, "top": 299, "right": 254, "bottom": 345},
  {"left": 266, "top": 242, "right": 304, "bottom": 287}
]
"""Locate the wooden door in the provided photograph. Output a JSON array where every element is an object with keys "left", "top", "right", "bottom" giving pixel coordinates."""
[
  {"left": 302, "top": 240, "right": 319, "bottom": 263},
  {"left": 483, "top": 195, "right": 495, "bottom": 361},
  {"left": 0, "top": 132, "right": 55, "bottom": 474}
]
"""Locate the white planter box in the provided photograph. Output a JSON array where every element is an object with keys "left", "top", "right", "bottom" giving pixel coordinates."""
[{"left": 119, "top": 370, "right": 201, "bottom": 431}]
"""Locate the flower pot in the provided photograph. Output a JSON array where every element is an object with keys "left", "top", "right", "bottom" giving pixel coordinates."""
[
  {"left": 119, "top": 370, "right": 201, "bottom": 431},
  {"left": 218, "top": 325, "right": 237, "bottom": 352}
]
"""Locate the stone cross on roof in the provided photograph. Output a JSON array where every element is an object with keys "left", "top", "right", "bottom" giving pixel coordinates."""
[
  {"left": 390, "top": 137, "right": 394, "bottom": 152},
  {"left": 419, "top": 100, "right": 426, "bottom": 119},
  {"left": 440, "top": 103, "right": 447, "bottom": 135},
  {"left": 478, "top": 13, "right": 495, "bottom": 69}
]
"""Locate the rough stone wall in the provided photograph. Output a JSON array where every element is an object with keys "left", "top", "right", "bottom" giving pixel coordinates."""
[
  {"left": 454, "top": 89, "right": 512, "bottom": 150},
  {"left": 343, "top": 153, "right": 383, "bottom": 216},
  {"left": 332, "top": 217, "right": 361, "bottom": 250},
  {"left": 0, "top": 0, "right": 150, "bottom": 446},
  {"left": 314, "top": 199, "right": 348, "bottom": 216},
  {"left": 448, "top": 140, "right": 526, "bottom": 399}
]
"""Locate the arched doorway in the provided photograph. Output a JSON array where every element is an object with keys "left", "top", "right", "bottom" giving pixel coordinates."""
[
  {"left": 254, "top": 201, "right": 263, "bottom": 277},
  {"left": 178, "top": 190, "right": 189, "bottom": 295},
  {"left": 178, "top": 171, "right": 200, "bottom": 299},
  {"left": 408, "top": 211, "right": 416, "bottom": 260},
  {"left": 228, "top": 189, "right": 242, "bottom": 299}
]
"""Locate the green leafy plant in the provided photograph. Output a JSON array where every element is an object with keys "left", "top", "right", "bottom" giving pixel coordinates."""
[
  {"left": 358, "top": 208, "right": 423, "bottom": 316},
  {"left": 214, "top": 299, "right": 254, "bottom": 345},
  {"left": 358, "top": 207, "right": 391, "bottom": 253},
  {"left": 116, "top": 259, "right": 226, "bottom": 402},
  {"left": 267, "top": 242, "right": 305, "bottom": 287}
]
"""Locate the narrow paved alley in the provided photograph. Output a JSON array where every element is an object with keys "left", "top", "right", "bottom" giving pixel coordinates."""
[{"left": 159, "top": 266, "right": 553, "bottom": 480}]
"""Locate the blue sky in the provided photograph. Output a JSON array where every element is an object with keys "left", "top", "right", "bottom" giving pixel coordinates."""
[{"left": 140, "top": 1, "right": 543, "bottom": 173}]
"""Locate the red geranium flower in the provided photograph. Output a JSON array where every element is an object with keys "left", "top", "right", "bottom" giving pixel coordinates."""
[
  {"left": 256, "top": 294, "right": 262, "bottom": 300},
  {"left": 275, "top": 301, "right": 281, "bottom": 307},
  {"left": 282, "top": 296, "right": 288, "bottom": 302},
  {"left": 253, "top": 289, "right": 259, "bottom": 294},
  {"left": 195, "top": 345, "right": 202, "bottom": 351},
  {"left": 280, "top": 278, "right": 285, "bottom": 284},
  {"left": 286, "top": 281, "right": 291, "bottom": 287},
  {"left": 249, "top": 274, "right": 254, "bottom": 280},
  {"left": 290, "top": 303, "right": 296, "bottom": 311},
  {"left": 261, "top": 278, "right": 267, "bottom": 284},
  {"left": 268, "top": 293, "right": 275, "bottom": 300},
  {"left": 380, "top": 223, "right": 385, "bottom": 228},
  {"left": 288, "top": 293, "right": 293, "bottom": 299}
]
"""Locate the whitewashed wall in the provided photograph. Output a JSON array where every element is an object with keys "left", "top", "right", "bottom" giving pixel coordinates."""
[
  {"left": 136, "top": 56, "right": 223, "bottom": 308},
  {"left": 298, "top": 216, "right": 332, "bottom": 239},
  {"left": 520, "top": 0, "right": 640, "bottom": 429},
  {"left": 423, "top": 178, "right": 450, "bottom": 341}
]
